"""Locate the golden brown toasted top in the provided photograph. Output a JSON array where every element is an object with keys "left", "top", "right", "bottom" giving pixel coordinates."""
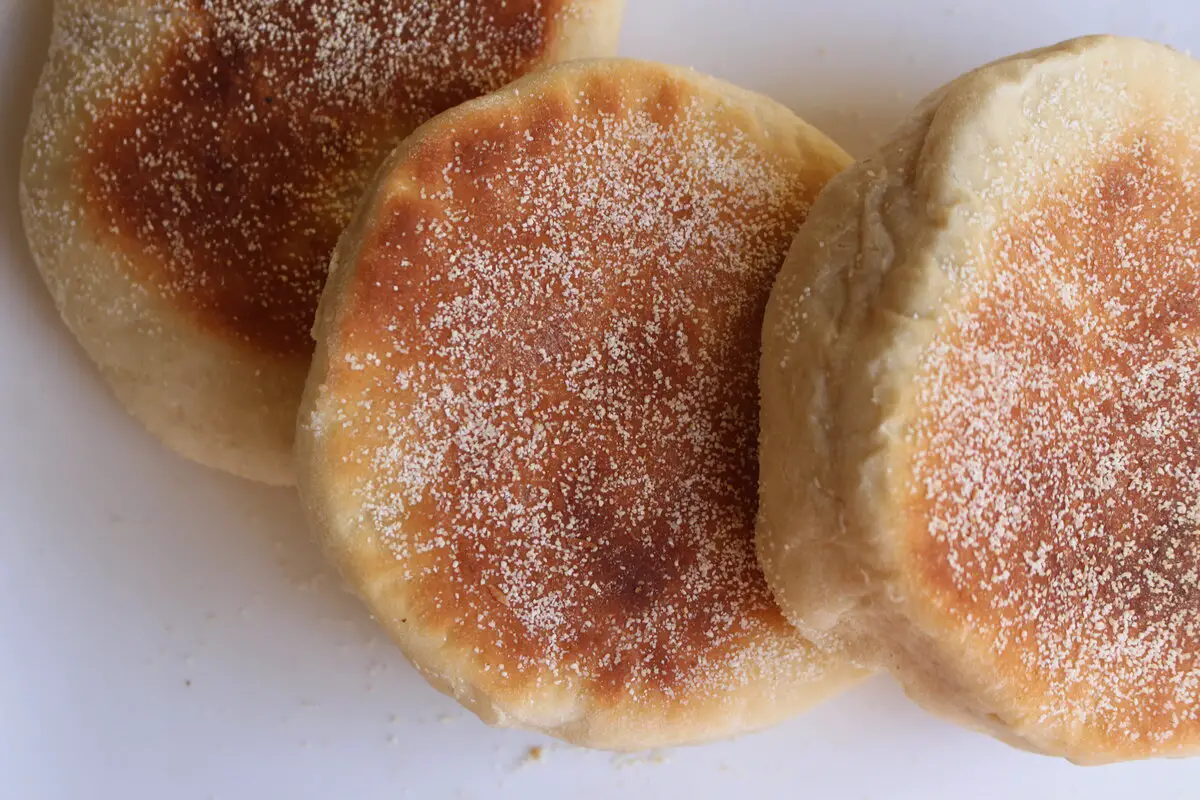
[
  {"left": 79, "top": 0, "right": 587, "bottom": 356},
  {"left": 313, "top": 63, "right": 846, "bottom": 703},
  {"left": 906, "top": 135, "right": 1200, "bottom": 749}
]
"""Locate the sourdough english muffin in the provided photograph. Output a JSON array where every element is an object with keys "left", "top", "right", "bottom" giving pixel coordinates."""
[
  {"left": 758, "top": 35, "right": 1200, "bottom": 763},
  {"left": 297, "top": 59, "right": 862, "bottom": 748},
  {"left": 19, "top": 0, "right": 623, "bottom": 485}
]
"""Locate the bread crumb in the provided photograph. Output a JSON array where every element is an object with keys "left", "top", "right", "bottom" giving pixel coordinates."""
[{"left": 611, "top": 751, "right": 669, "bottom": 769}]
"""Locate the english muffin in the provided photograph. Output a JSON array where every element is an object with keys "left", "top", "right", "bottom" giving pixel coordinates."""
[
  {"left": 299, "top": 59, "right": 862, "bottom": 748},
  {"left": 759, "top": 35, "right": 1200, "bottom": 763},
  {"left": 20, "top": 0, "right": 623, "bottom": 483}
]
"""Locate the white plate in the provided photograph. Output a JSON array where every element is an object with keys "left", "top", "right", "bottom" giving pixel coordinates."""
[{"left": 4, "top": 2, "right": 1200, "bottom": 798}]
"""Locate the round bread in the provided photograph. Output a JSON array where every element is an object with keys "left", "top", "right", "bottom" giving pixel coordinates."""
[
  {"left": 19, "top": 0, "right": 623, "bottom": 485},
  {"left": 759, "top": 35, "right": 1200, "bottom": 763},
  {"left": 297, "top": 59, "right": 863, "bottom": 748}
]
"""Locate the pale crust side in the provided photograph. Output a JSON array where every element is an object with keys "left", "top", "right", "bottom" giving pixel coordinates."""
[
  {"left": 759, "top": 36, "right": 1200, "bottom": 763},
  {"left": 298, "top": 59, "right": 864, "bottom": 750},
  {"left": 19, "top": 1, "right": 623, "bottom": 485}
]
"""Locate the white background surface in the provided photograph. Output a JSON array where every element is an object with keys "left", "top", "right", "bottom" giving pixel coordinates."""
[{"left": 4, "top": 1, "right": 1200, "bottom": 798}]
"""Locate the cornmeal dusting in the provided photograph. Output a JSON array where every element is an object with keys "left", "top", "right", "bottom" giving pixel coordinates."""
[
  {"left": 314, "top": 71, "right": 838, "bottom": 703},
  {"left": 911, "top": 134, "right": 1200, "bottom": 745},
  {"left": 49, "top": 0, "right": 586, "bottom": 353}
]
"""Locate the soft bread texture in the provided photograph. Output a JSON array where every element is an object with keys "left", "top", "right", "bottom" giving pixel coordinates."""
[
  {"left": 758, "top": 35, "right": 1200, "bottom": 763},
  {"left": 19, "top": 0, "right": 623, "bottom": 485},
  {"left": 297, "top": 59, "right": 864, "bottom": 749}
]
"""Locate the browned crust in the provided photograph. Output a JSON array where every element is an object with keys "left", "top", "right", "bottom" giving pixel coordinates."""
[
  {"left": 78, "top": 0, "right": 606, "bottom": 356},
  {"left": 300, "top": 60, "right": 858, "bottom": 743},
  {"left": 906, "top": 134, "right": 1200, "bottom": 755}
]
